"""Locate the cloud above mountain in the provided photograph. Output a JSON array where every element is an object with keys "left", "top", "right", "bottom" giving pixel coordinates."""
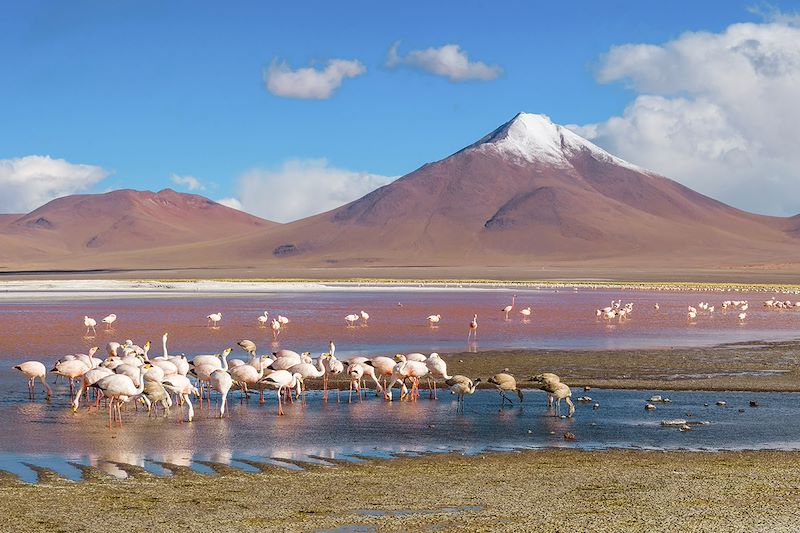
[
  {"left": 0, "top": 155, "right": 110, "bottom": 213},
  {"left": 228, "top": 159, "right": 395, "bottom": 222},
  {"left": 387, "top": 42, "right": 502, "bottom": 81},
  {"left": 572, "top": 18, "right": 800, "bottom": 216}
]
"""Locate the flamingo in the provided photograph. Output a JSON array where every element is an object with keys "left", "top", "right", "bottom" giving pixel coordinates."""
[
  {"left": 209, "top": 351, "right": 232, "bottom": 417},
  {"left": 101, "top": 314, "right": 117, "bottom": 329},
  {"left": 385, "top": 354, "right": 428, "bottom": 401},
  {"left": 345, "top": 314, "right": 360, "bottom": 326},
  {"left": 488, "top": 373, "right": 523, "bottom": 407},
  {"left": 550, "top": 382, "right": 575, "bottom": 417},
  {"left": 256, "top": 311, "right": 269, "bottom": 326},
  {"left": 237, "top": 339, "right": 257, "bottom": 356},
  {"left": 654, "top": 303, "right": 660, "bottom": 310},
  {"left": 206, "top": 312, "right": 222, "bottom": 327},
  {"left": 161, "top": 375, "right": 198, "bottom": 422},
  {"left": 271, "top": 319, "right": 281, "bottom": 339},
  {"left": 360, "top": 310, "right": 370, "bottom": 323},
  {"left": 83, "top": 316, "right": 97, "bottom": 335},
  {"left": 467, "top": 314, "right": 478, "bottom": 341},
  {"left": 259, "top": 371, "right": 303, "bottom": 415},
  {"left": 141, "top": 381, "right": 173, "bottom": 416},
  {"left": 427, "top": 314, "right": 441, "bottom": 326},
  {"left": 90, "top": 366, "right": 147, "bottom": 428},
  {"left": 229, "top": 355, "right": 270, "bottom": 403},
  {"left": 13, "top": 361, "right": 52, "bottom": 399},
  {"left": 445, "top": 376, "right": 481, "bottom": 412},
  {"left": 322, "top": 352, "right": 344, "bottom": 401},
  {"left": 532, "top": 373, "right": 562, "bottom": 407},
  {"left": 277, "top": 315, "right": 289, "bottom": 326},
  {"left": 72, "top": 366, "right": 115, "bottom": 411},
  {"left": 502, "top": 295, "right": 517, "bottom": 319},
  {"left": 193, "top": 348, "right": 232, "bottom": 405},
  {"left": 519, "top": 307, "right": 532, "bottom": 318},
  {"left": 287, "top": 355, "right": 326, "bottom": 393},
  {"left": 738, "top": 312, "right": 747, "bottom": 321},
  {"left": 425, "top": 353, "right": 451, "bottom": 399},
  {"left": 347, "top": 363, "right": 364, "bottom": 402},
  {"left": 346, "top": 358, "right": 383, "bottom": 396},
  {"left": 366, "top": 356, "right": 396, "bottom": 393},
  {"left": 52, "top": 359, "right": 90, "bottom": 395}
]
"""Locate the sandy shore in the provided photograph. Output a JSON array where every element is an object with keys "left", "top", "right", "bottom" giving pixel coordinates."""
[{"left": 0, "top": 450, "right": 797, "bottom": 532}]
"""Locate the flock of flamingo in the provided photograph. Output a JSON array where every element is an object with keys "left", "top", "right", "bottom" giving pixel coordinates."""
[{"left": 12, "top": 292, "right": 789, "bottom": 430}]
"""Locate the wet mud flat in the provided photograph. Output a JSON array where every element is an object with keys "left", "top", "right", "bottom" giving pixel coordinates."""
[
  {"left": 0, "top": 449, "right": 798, "bottom": 532},
  {"left": 442, "top": 339, "right": 800, "bottom": 392}
]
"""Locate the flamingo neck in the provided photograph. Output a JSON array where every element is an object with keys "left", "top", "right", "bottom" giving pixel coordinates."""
[{"left": 162, "top": 336, "right": 169, "bottom": 358}]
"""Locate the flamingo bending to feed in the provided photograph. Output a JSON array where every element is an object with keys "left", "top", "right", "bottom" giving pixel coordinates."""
[
  {"left": 288, "top": 355, "right": 326, "bottom": 393},
  {"left": 445, "top": 376, "right": 481, "bottom": 412},
  {"left": 425, "top": 353, "right": 451, "bottom": 399},
  {"left": 427, "top": 314, "right": 441, "bottom": 326},
  {"left": 467, "top": 314, "right": 478, "bottom": 341},
  {"left": 237, "top": 339, "right": 257, "bottom": 356},
  {"left": 206, "top": 312, "right": 222, "bottom": 327},
  {"left": 229, "top": 355, "right": 270, "bottom": 403},
  {"left": 347, "top": 357, "right": 383, "bottom": 395},
  {"left": 259, "top": 371, "right": 303, "bottom": 415},
  {"left": 52, "top": 359, "right": 90, "bottom": 395},
  {"left": 488, "top": 373, "right": 523, "bottom": 407},
  {"left": 101, "top": 314, "right": 117, "bottom": 329},
  {"left": 520, "top": 307, "right": 532, "bottom": 318},
  {"left": 532, "top": 372, "right": 562, "bottom": 407},
  {"left": 550, "top": 382, "right": 575, "bottom": 417},
  {"left": 385, "top": 354, "right": 429, "bottom": 401},
  {"left": 140, "top": 381, "right": 173, "bottom": 416},
  {"left": 90, "top": 366, "right": 147, "bottom": 428},
  {"left": 84, "top": 316, "right": 97, "bottom": 335},
  {"left": 366, "top": 356, "right": 396, "bottom": 393},
  {"left": 161, "top": 375, "right": 199, "bottom": 422},
  {"left": 502, "top": 295, "right": 517, "bottom": 319},
  {"left": 347, "top": 363, "right": 364, "bottom": 402},
  {"left": 14, "top": 361, "right": 52, "bottom": 399},
  {"left": 345, "top": 314, "right": 359, "bottom": 326}
]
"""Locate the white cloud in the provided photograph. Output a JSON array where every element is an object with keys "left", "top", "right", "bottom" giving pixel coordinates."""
[
  {"left": 229, "top": 159, "right": 394, "bottom": 222},
  {"left": 575, "top": 19, "right": 800, "bottom": 215},
  {"left": 387, "top": 41, "right": 502, "bottom": 81},
  {"left": 170, "top": 173, "right": 204, "bottom": 191},
  {"left": 264, "top": 58, "right": 366, "bottom": 99},
  {"left": 0, "top": 155, "right": 110, "bottom": 213},
  {"left": 216, "top": 197, "right": 243, "bottom": 211}
]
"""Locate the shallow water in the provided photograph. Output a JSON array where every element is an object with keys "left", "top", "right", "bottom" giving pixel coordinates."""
[
  {"left": 1, "top": 387, "right": 798, "bottom": 483},
  {"left": 0, "top": 287, "right": 798, "bottom": 363},
  {"left": 2, "top": 286, "right": 800, "bottom": 483}
]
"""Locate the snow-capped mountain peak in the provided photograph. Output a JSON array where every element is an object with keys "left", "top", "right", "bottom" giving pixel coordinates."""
[{"left": 466, "top": 112, "right": 647, "bottom": 173}]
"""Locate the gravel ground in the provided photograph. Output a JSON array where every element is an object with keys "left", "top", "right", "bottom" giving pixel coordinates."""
[{"left": 0, "top": 449, "right": 798, "bottom": 532}]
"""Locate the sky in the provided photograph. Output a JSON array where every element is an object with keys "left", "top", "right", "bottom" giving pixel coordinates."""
[{"left": 1, "top": 0, "right": 799, "bottom": 221}]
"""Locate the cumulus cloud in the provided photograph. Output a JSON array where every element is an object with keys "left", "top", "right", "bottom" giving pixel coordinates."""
[
  {"left": 264, "top": 59, "right": 366, "bottom": 99},
  {"left": 0, "top": 155, "right": 110, "bottom": 213},
  {"left": 216, "top": 197, "right": 243, "bottom": 211},
  {"left": 387, "top": 41, "right": 502, "bottom": 81},
  {"left": 170, "top": 173, "right": 204, "bottom": 191},
  {"left": 573, "top": 19, "right": 800, "bottom": 215},
  {"left": 229, "top": 159, "right": 394, "bottom": 222}
]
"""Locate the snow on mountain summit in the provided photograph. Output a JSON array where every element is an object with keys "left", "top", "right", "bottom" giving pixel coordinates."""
[{"left": 466, "top": 112, "right": 647, "bottom": 173}]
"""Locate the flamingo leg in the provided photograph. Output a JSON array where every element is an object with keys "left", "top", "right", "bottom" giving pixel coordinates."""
[{"left": 277, "top": 387, "right": 284, "bottom": 416}]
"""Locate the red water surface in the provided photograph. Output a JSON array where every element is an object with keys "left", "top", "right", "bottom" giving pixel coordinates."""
[{"left": 0, "top": 287, "right": 798, "bottom": 361}]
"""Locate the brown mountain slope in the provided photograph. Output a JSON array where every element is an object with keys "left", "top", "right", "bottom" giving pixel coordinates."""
[
  {"left": 0, "top": 189, "right": 274, "bottom": 265},
  {"left": 216, "top": 113, "right": 797, "bottom": 269}
]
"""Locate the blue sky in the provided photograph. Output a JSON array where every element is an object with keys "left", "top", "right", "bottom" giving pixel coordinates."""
[{"left": 2, "top": 1, "right": 799, "bottom": 220}]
